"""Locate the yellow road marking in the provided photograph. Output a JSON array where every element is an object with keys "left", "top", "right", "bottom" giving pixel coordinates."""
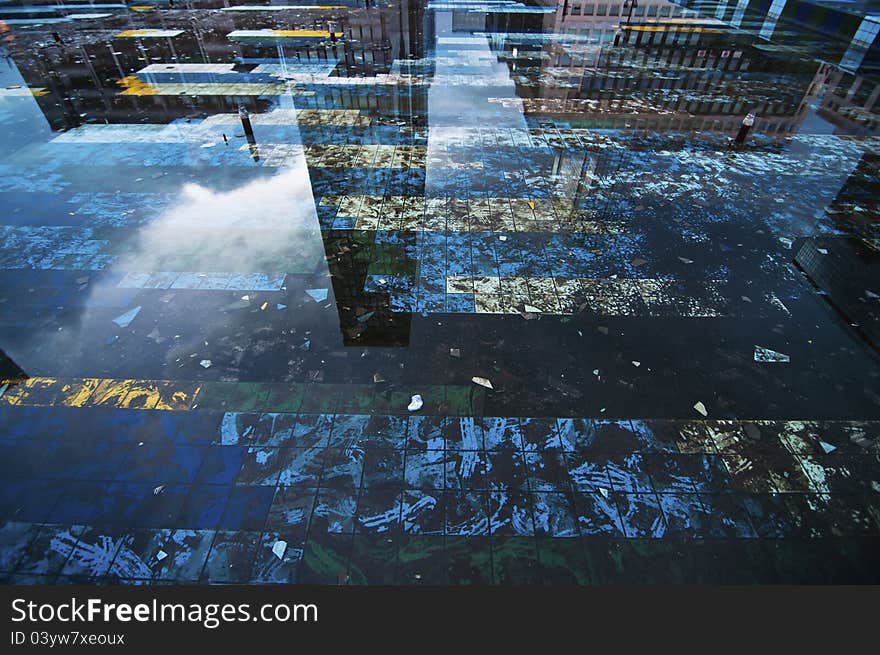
[
  {"left": 116, "top": 75, "right": 158, "bottom": 96},
  {"left": 0, "top": 377, "right": 202, "bottom": 411}
]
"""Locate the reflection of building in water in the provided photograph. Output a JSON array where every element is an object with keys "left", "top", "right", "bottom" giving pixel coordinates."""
[
  {"left": 549, "top": 146, "right": 602, "bottom": 222},
  {"left": 4, "top": 4, "right": 427, "bottom": 132},
  {"left": 675, "top": 0, "right": 880, "bottom": 132},
  {"left": 500, "top": 0, "right": 863, "bottom": 136},
  {"left": 684, "top": 0, "right": 879, "bottom": 75},
  {"left": 820, "top": 148, "right": 880, "bottom": 246},
  {"left": 818, "top": 60, "right": 880, "bottom": 134},
  {"left": 794, "top": 143, "right": 880, "bottom": 348},
  {"left": 553, "top": 148, "right": 595, "bottom": 199},
  {"left": 546, "top": 0, "right": 701, "bottom": 33}
]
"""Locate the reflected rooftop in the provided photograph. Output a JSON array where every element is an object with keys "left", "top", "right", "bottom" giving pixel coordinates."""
[{"left": 1, "top": 0, "right": 880, "bottom": 584}]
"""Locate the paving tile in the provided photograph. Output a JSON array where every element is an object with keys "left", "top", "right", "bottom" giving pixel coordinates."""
[
  {"left": 201, "top": 530, "right": 261, "bottom": 584},
  {"left": 532, "top": 491, "right": 580, "bottom": 538}
]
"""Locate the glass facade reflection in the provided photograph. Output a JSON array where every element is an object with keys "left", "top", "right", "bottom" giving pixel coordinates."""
[{"left": 0, "top": 0, "right": 879, "bottom": 584}]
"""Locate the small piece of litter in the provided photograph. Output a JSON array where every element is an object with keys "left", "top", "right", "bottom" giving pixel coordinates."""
[
  {"left": 499, "top": 235, "right": 508, "bottom": 241},
  {"left": 241, "top": 295, "right": 250, "bottom": 301},
  {"left": 0, "top": 383, "right": 7, "bottom": 399},
  {"left": 754, "top": 346, "right": 790, "bottom": 363},
  {"left": 471, "top": 376, "right": 494, "bottom": 389},
  {"left": 306, "top": 288, "right": 328, "bottom": 302},
  {"left": 592, "top": 369, "right": 599, "bottom": 376},
  {"left": 817, "top": 248, "right": 828, "bottom": 255},
  {"left": 156, "top": 550, "right": 168, "bottom": 562},
  {"left": 598, "top": 487, "right": 609, "bottom": 499},
  {"left": 153, "top": 485, "right": 165, "bottom": 496},
  {"left": 632, "top": 361, "right": 641, "bottom": 367},
  {"left": 199, "top": 359, "right": 212, "bottom": 368},
  {"left": 272, "top": 540, "right": 288, "bottom": 561},
  {"left": 819, "top": 441, "right": 837, "bottom": 454},
  {"left": 678, "top": 257, "right": 694, "bottom": 264},
  {"left": 407, "top": 394, "right": 423, "bottom": 412},
  {"left": 138, "top": 442, "right": 144, "bottom": 447},
  {"left": 866, "top": 290, "right": 879, "bottom": 299},
  {"left": 260, "top": 302, "right": 268, "bottom": 310},
  {"left": 693, "top": 401, "right": 708, "bottom": 417},
  {"left": 373, "top": 373, "right": 385, "bottom": 383},
  {"left": 768, "top": 293, "right": 790, "bottom": 315},
  {"left": 276, "top": 304, "right": 287, "bottom": 310},
  {"left": 200, "top": 142, "right": 216, "bottom": 148},
  {"left": 450, "top": 348, "right": 460, "bottom": 358},
  {"left": 523, "top": 304, "right": 542, "bottom": 314},
  {"left": 779, "top": 237, "right": 793, "bottom": 249},
  {"left": 112, "top": 306, "right": 141, "bottom": 328}
]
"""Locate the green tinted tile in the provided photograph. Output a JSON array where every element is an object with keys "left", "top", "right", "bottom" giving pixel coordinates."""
[
  {"left": 230, "top": 382, "right": 272, "bottom": 411},
  {"left": 300, "top": 383, "right": 342, "bottom": 413},
  {"left": 265, "top": 383, "right": 305, "bottom": 412},
  {"left": 335, "top": 385, "right": 375, "bottom": 413},
  {"left": 192, "top": 381, "right": 238, "bottom": 410}
]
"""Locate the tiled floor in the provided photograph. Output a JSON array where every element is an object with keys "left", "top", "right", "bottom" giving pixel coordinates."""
[
  {"left": 1, "top": 0, "right": 879, "bottom": 584},
  {"left": 1, "top": 408, "right": 878, "bottom": 583}
]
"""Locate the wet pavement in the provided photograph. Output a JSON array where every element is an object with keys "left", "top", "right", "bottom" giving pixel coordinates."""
[{"left": 1, "top": 0, "right": 880, "bottom": 584}]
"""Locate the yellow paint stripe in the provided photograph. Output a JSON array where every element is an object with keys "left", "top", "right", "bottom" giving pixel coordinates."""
[
  {"left": 59, "top": 379, "right": 101, "bottom": 407},
  {"left": 0, "top": 377, "right": 202, "bottom": 411},
  {"left": 156, "top": 388, "right": 195, "bottom": 411},
  {"left": 115, "top": 75, "right": 159, "bottom": 96},
  {"left": 115, "top": 29, "right": 178, "bottom": 37},
  {"left": 90, "top": 379, "right": 134, "bottom": 407},
  {"left": 121, "top": 383, "right": 161, "bottom": 410},
  {"left": 1, "top": 377, "right": 58, "bottom": 405}
]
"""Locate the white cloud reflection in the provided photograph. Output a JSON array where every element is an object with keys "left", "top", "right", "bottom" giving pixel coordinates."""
[{"left": 116, "top": 162, "right": 325, "bottom": 275}]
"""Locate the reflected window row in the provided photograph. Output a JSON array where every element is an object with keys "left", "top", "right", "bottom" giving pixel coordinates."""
[{"left": 565, "top": 2, "right": 699, "bottom": 18}]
